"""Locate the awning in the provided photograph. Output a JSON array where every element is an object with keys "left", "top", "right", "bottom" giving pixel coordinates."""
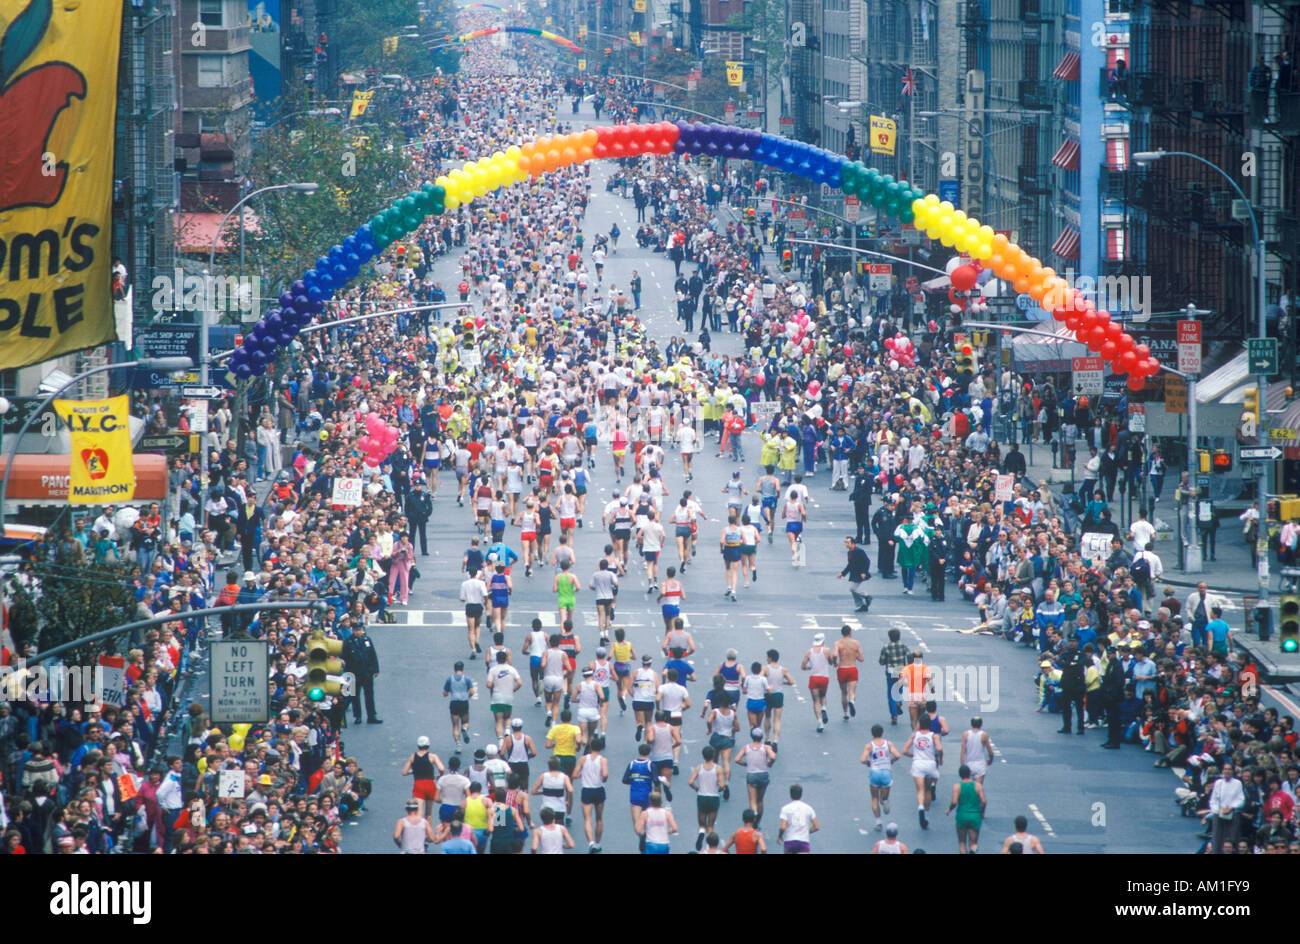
[
  {"left": 1051, "top": 226, "right": 1081, "bottom": 260},
  {"left": 1269, "top": 389, "right": 1300, "bottom": 445},
  {"left": 921, "top": 274, "right": 950, "bottom": 291},
  {"left": 1053, "top": 51, "right": 1081, "bottom": 81},
  {"left": 0, "top": 454, "right": 168, "bottom": 507},
  {"left": 177, "top": 210, "right": 261, "bottom": 253},
  {"left": 1052, "top": 138, "right": 1080, "bottom": 170},
  {"left": 1195, "top": 351, "right": 1249, "bottom": 403},
  {"left": 1105, "top": 137, "right": 1128, "bottom": 171}
]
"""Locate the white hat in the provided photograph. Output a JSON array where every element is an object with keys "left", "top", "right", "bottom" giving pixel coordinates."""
[
  {"left": 812, "top": 633, "right": 825, "bottom": 644},
  {"left": 416, "top": 735, "right": 430, "bottom": 748},
  {"left": 485, "top": 743, "right": 498, "bottom": 756}
]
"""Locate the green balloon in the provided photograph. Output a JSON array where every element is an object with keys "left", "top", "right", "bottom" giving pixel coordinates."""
[
  {"left": 900, "top": 208, "right": 915, "bottom": 224},
  {"left": 430, "top": 184, "right": 446, "bottom": 203},
  {"left": 430, "top": 202, "right": 445, "bottom": 216}
]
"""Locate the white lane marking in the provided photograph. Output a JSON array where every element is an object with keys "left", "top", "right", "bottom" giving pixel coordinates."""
[{"left": 1027, "top": 803, "right": 1057, "bottom": 838}]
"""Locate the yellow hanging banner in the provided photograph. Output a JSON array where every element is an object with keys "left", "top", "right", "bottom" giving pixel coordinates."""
[
  {"left": 578, "top": 58, "right": 587, "bottom": 72},
  {"left": 383, "top": 35, "right": 399, "bottom": 55},
  {"left": 0, "top": 0, "right": 125, "bottom": 370},
  {"left": 54, "top": 395, "right": 136, "bottom": 504},
  {"left": 630, "top": 30, "right": 642, "bottom": 46},
  {"left": 869, "top": 115, "right": 897, "bottom": 155},
  {"left": 726, "top": 62, "right": 744, "bottom": 87},
  {"left": 634, "top": 0, "right": 647, "bottom": 11},
  {"left": 350, "top": 90, "right": 375, "bottom": 119},
  {"left": 578, "top": 25, "right": 587, "bottom": 39}
]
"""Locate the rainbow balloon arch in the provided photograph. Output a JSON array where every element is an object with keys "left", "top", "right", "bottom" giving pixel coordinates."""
[
  {"left": 451, "top": 26, "right": 582, "bottom": 54},
  {"left": 225, "top": 122, "right": 1164, "bottom": 392}
]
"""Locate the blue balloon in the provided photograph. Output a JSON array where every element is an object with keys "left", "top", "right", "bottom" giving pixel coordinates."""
[
  {"left": 278, "top": 291, "right": 295, "bottom": 309},
  {"left": 315, "top": 269, "right": 336, "bottom": 290},
  {"left": 673, "top": 122, "right": 691, "bottom": 154},
  {"left": 328, "top": 244, "right": 345, "bottom": 261},
  {"left": 275, "top": 330, "right": 294, "bottom": 346},
  {"left": 308, "top": 285, "right": 324, "bottom": 302},
  {"left": 356, "top": 224, "right": 373, "bottom": 241},
  {"left": 345, "top": 252, "right": 360, "bottom": 270},
  {"left": 284, "top": 322, "right": 301, "bottom": 338},
  {"left": 250, "top": 361, "right": 267, "bottom": 377},
  {"left": 229, "top": 346, "right": 249, "bottom": 367},
  {"left": 357, "top": 239, "right": 376, "bottom": 256},
  {"left": 293, "top": 295, "right": 311, "bottom": 314},
  {"left": 342, "top": 235, "right": 357, "bottom": 252},
  {"left": 332, "top": 264, "right": 348, "bottom": 281},
  {"left": 253, "top": 318, "right": 268, "bottom": 336},
  {"left": 309, "top": 299, "right": 324, "bottom": 314},
  {"left": 266, "top": 311, "right": 284, "bottom": 330},
  {"left": 249, "top": 348, "right": 269, "bottom": 367},
  {"left": 290, "top": 280, "right": 307, "bottom": 296},
  {"left": 234, "top": 363, "right": 253, "bottom": 379},
  {"left": 316, "top": 256, "right": 331, "bottom": 274}
]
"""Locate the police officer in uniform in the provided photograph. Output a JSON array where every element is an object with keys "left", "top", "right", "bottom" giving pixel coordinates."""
[
  {"left": 343, "top": 624, "right": 383, "bottom": 724},
  {"left": 927, "top": 518, "right": 948, "bottom": 602},
  {"left": 850, "top": 467, "right": 873, "bottom": 544},
  {"left": 407, "top": 476, "right": 434, "bottom": 556},
  {"left": 872, "top": 498, "right": 898, "bottom": 578}
]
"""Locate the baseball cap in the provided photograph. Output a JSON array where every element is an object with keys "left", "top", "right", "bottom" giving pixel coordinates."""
[
  {"left": 641, "top": 654, "right": 653, "bottom": 664},
  {"left": 813, "top": 633, "right": 825, "bottom": 644},
  {"left": 416, "top": 736, "right": 430, "bottom": 748},
  {"left": 485, "top": 744, "right": 498, "bottom": 756},
  {"left": 511, "top": 718, "right": 524, "bottom": 729}
]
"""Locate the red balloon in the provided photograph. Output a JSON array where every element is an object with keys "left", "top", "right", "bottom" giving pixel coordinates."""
[
  {"left": 1079, "top": 310, "right": 1099, "bottom": 333},
  {"left": 1094, "top": 309, "right": 1111, "bottom": 329},
  {"left": 1134, "top": 344, "right": 1151, "bottom": 361},
  {"left": 1144, "top": 358, "right": 1162, "bottom": 376},
  {"left": 1104, "top": 322, "right": 1123, "bottom": 344},
  {"left": 1117, "top": 332, "right": 1135, "bottom": 352},
  {"left": 1127, "top": 375, "right": 1146, "bottom": 392},
  {"left": 1086, "top": 325, "right": 1108, "bottom": 350},
  {"left": 1116, "top": 351, "right": 1138, "bottom": 374},
  {"left": 1065, "top": 314, "right": 1083, "bottom": 332},
  {"left": 1100, "top": 341, "right": 1118, "bottom": 361},
  {"left": 1052, "top": 307, "right": 1071, "bottom": 322},
  {"left": 950, "top": 264, "right": 978, "bottom": 292}
]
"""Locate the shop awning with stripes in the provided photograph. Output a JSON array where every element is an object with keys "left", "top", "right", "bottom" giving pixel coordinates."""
[
  {"left": 1053, "top": 51, "right": 1081, "bottom": 81},
  {"left": 1051, "top": 226, "right": 1081, "bottom": 260},
  {"left": 1052, "top": 138, "right": 1080, "bottom": 170},
  {"left": 1105, "top": 137, "right": 1128, "bottom": 171}
]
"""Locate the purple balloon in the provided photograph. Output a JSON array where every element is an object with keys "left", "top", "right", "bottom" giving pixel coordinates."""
[
  {"left": 278, "top": 291, "right": 295, "bottom": 309},
  {"left": 290, "top": 280, "right": 307, "bottom": 296}
]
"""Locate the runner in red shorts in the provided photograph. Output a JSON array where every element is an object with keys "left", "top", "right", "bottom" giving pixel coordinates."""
[
  {"left": 833, "top": 624, "right": 865, "bottom": 721},
  {"left": 801, "top": 633, "right": 835, "bottom": 733},
  {"left": 401, "top": 736, "right": 445, "bottom": 820}
]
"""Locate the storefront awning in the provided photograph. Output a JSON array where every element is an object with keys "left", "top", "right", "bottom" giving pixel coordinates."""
[
  {"left": 1053, "top": 51, "right": 1081, "bottom": 81},
  {"left": 1051, "top": 226, "right": 1081, "bottom": 260},
  {"left": 1052, "top": 138, "right": 1081, "bottom": 170},
  {"left": 0, "top": 454, "right": 167, "bottom": 507}
]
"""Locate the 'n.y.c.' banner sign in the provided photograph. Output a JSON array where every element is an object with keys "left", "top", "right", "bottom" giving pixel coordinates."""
[{"left": 0, "top": 0, "right": 123, "bottom": 369}]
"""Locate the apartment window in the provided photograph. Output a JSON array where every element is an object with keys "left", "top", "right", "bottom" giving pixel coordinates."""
[
  {"left": 198, "top": 0, "right": 224, "bottom": 27},
  {"left": 197, "top": 55, "right": 225, "bottom": 88}
]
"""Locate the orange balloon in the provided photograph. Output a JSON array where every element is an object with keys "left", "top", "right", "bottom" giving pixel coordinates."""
[
  {"left": 576, "top": 144, "right": 594, "bottom": 162},
  {"left": 1013, "top": 277, "right": 1031, "bottom": 294},
  {"left": 1027, "top": 266, "right": 1046, "bottom": 288},
  {"left": 581, "top": 128, "right": 598, "bottom": 147},
  {"left": 545, "top": 149, "right": 562, "bottom": 172},
  {"left": 562, "top": 147, "right": 578, "bottom": 165},
  {"left": 517, "top": 153, "right": 533, "bottom": 174},
  {"left": 987, "top": 252, "right": 1006, "bottom": 273},
  {"left": 991, "top": 233, "right": 1009, "bottom": 251}
]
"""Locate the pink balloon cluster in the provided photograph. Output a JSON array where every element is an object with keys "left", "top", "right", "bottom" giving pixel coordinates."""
[
  {"left": 783, "top": 309, "right": 814, "bottom": 355},
  {"left": 882, "top": 333, "right": 916, "bottom": 370},
  {"left": 358, "top": 413, "right": 400, "bottom": 468}
]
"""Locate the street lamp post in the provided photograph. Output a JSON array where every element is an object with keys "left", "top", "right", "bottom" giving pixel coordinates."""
[
  {"left": 204, "top": 182, "right": 318, "bottom": 494},
  {"left": 0, "top": 357, "right": 194, "bottom": 533},
  {"left": 1134, "top": 150, "right": 1268, "bottom": 590}
]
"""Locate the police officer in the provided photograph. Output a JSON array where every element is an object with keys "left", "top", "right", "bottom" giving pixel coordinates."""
[
  {"left": 343, "top": 624, "right": 383, "bottom": 724},
  {"left": 407, "top": 476, "right": 434, "bottom": 556},
  {"left": 849, "top": 466, "right": 873, "bottom": 543},
  {"left": 927, "top": 518, "right": 948, "bottom": 603},
  {"left": 872, "top": 498, "right": 897, "bottom": 578},
  {"left": 1054, "top": 637, "right": 1087, "bottom": 736}
]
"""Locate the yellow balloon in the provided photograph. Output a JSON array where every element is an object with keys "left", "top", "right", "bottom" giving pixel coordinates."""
[
  {"left": 938, "top": 228, "right": 957, "bottom": 248},
  {"left": 939, "top": 200, "right": 954, "bottom": 213},
  {"left": 952, "top": 209, "right": 968, "bottom": 224},
  {"left": 471, "top": 168, "right": 489, "bottom": 196},
  {"left": 492, "top": 150, "right": 506, "bottom": 162},
  {"left": 978, "top": 224, "right": 995, "bottom": 240},
  {"left": 485, "top": 161, "right": 503, "bottom": 188},
  {"left": 228, "top": 733, "right": 245, "bottom": 752},
  {"left": 924, "top": 193, "right": 940, "bottom": 206},
  {"left": 962, "top": 233, "right": 981, "bottom": 253},
  {"left": 911, "top": 197, "right": 929, "bottom": 217},
  {"left": 444, "top": 192, "right": 461, "bottom": 210},
  {"left": 937, "top": 214, "right": 954, "bottom": 231},
  {"left": 232, "top": 723, "right": 251, "bottom": 737},
  {"left": 505, "top": 145, "right": 522, "bottom": 160},
  {"left": 974, "top": 242, "right": 993, "bottom": 260},
  {"left": 502, "top": 158, "right": 518, "bottom": 179},
  {"left": 457, "top": 186, "right": 475, "bottom": 205}
]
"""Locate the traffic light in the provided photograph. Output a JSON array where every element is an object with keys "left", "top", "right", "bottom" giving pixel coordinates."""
[
  {"left": 956, "top": 342, "right": 976, "bottom": 380},
  {"left": 1198, "top": 450, "right": 1211, "bottom": 473},
  {"left": 306, "top": 631, "right": 344, "bottom": 702},
  {"left": 1243, "top": 388, "right": 1259, "bottom": 426},
  {"left": 1280, "top": 592, "right": 1300, "bottom": 654},
  {"left": 781, "top": 249, "right": 792, "bottom": 272}
]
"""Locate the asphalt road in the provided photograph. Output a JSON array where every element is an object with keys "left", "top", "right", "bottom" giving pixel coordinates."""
[{"left": 340, "top": 102, "right": 1201, "bottom": 855}]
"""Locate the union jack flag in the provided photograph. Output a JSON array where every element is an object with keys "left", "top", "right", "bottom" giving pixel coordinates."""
[{"left": 901, "top": 67, "right": 916, "bottom": 96}]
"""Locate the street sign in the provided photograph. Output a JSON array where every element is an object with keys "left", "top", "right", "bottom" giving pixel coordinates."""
[
  {"left": 1128, "top": 404, "right": 1145, "bottom": 432},
  {"left": 1247, "top": 337, "right": 1279, "bottom": 375},
  {"left": 1240, "top": 445, "right": 1283, "bottom": 461},
  {"left": 1165, "top": 376, "right": 1188, "bottom": 415},
  {"left": 181, "top": 385, "right": 224, "bottom": 398},
  {"left": 938, "top": 180, "right": 960, "bottom": 206},
  {"left": 869, "top": 264, "right": 892, "bottom": 293},
  {"left": 1072, "top": 356, "right": 1104, "bottom": 395},
  {"left": 209, "top": 640, "right": 270, "bottom": 724},
  {"left": 844, "top": 195, "right": 859, "bottom": 222},
  {"left": 1177, "top": 320, "right": 1202, "bottom": 374},
  {"left": 136, "top": 433, "right": 189, "bottom": 454}
]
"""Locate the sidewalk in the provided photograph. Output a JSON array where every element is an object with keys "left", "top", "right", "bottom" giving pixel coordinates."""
[{"left": 1021, "top": 446, "right": 1265, "bottom": 596}]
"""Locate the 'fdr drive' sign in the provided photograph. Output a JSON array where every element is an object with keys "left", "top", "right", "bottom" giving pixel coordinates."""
[{"left": 209, "top": 640, "right": 269, "bottom": 724}]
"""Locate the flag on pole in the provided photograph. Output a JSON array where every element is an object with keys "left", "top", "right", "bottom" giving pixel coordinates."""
[{"left": 901, "top": 67, "right": 916, "bottom": 96}]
